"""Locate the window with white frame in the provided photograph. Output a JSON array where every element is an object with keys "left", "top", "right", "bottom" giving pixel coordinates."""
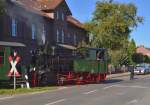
[
  {"left": 42, "top": 24, "right": 46, "bottom": 44},
  {"left": 31, "top": 24, "right": 36, "bottom": 40},
  {"left": 74, "top": 33, "right": 77, "bottom": 45},
  {"left": 42, "top": 24, "right": 46, "bottom": 37},
  {"left": 11, "top": 18, "right": 17, "bottom": 37},
  {"left": 56, "top": 11, "right": 59, "bottom": 19},
  {"left": 67, "top": 32, "right": 70, "bottom": 44},
  {"left": 67, "top": 32, "right": 70, "bottom": 39},
  {"left": 72, "top": 50, "right": 77, "bottom": 56},
  {"left": 67, "top": 33, "right": 69, "bottom": 38},
  {"left": 62, "top": 12, "right": 64, "bottom": 21},
  {"left": 62, "top": 29, "right": 64, "bottom": 43},
  {"left": 56, "top": 29, "right": 59, "bottom": 42}
]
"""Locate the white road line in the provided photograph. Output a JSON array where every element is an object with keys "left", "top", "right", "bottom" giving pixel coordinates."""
[
  {"left": 45, "top": 99, "right": 66, "bottom": 105},
  {"left": 115, "top": 85, "right": 148, "bottom": 89},
  {"left": 83, "top": 90, "right": 97, "bottom": 95},
  {"left": 0, "top": 96, "right": 14, "bottom": 100},
  {"left": 58, "top": 86, "right": 68, "bottom": 90},
  {"left": 126, "top": 99, "right": 138, "bottom": 105},
  {"left": 116, "top": 92, "right": 126, "bottom": 96},
  {"left": 103, "top": 85, "right": 116, "bottom": 90},
  {"left": 103, "top": 84, "right": 148, "bottom": 90}
]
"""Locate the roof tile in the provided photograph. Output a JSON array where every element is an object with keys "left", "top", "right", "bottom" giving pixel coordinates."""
[
  {"left": 67, "top": 16, "right": 84, "bottom": 29},
  {"left": 14, "top": 0, "right": 64, "bottom": 10},
  {"left": 10, "top": 0, "right": 84, "bottom": 29}
]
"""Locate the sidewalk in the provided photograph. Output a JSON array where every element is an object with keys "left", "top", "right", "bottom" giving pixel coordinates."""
[
  {"left": 107, "top": 72, "right": 130, "bottom": 79},
  {"left": 0, "top": 95, "right": 13, "bottom": 100}
]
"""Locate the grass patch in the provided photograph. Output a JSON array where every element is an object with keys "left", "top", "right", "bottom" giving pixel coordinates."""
[{"left": 0, "top": 86, "right": 57, "bottom": 95}]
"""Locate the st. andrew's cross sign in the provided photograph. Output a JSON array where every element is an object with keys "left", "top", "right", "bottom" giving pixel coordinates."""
[{"left": 8, "top": 55, "right": 21, "bottom": 77}]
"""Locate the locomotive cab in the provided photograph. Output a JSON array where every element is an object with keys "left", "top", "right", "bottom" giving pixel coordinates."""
[{"left": 85, "top": 48, "right": 107, "bottom": 61}]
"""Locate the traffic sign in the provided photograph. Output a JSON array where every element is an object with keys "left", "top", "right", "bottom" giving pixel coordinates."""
[{"left": 8, "top": 55, "right": 21, "bottom": 77}]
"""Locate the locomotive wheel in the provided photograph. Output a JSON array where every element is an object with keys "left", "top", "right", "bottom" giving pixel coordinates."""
[
  {"left": 39, "top": 73, "right": 49, "bottom": 86},
  {"left": 96, "top": 78, "right": 100, "bottom": 83}
]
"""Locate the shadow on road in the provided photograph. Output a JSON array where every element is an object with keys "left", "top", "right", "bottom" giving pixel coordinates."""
[{"left": 103, "top": 79, "right": 123, "bottom": 84}]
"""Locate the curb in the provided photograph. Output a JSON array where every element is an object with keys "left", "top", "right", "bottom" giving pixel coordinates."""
[
  {"left": 13, "top": 86, "right": 68, "bottom": 96},
  {"left": 107, "top": 72, "right": 130, "bottom": 79},
  {"left": 0, "top": 86, "right": 68, "bottom": 98}
]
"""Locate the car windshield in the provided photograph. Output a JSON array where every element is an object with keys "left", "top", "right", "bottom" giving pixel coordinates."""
[
  {"left": 136, "top": 66, "right": 143, "bottom": 68},
  {"left": 136, "top": 65, "right": 149, "bottom": 69}
]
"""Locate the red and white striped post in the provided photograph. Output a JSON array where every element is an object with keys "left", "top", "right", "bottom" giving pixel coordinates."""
[{"left": 8, "top": 51, "right": 21, "bottom": 90}]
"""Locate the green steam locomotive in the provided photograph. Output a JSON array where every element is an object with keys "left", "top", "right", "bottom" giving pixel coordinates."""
[{"left": 0, "top": 42, "right": 108, "bottom": 86}]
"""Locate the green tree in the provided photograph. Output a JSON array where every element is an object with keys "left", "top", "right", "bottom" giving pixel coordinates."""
[
  {"left": 77, "top": 41, "right": 89, "bottom": 58},
  {"left": 132, "top": 53, "right": 144, "bottom": 64},
  {"left": 109, "top": 49, "right": 128, "bottom": 67},
  {"left": 84, "top": 1, "right": 143, "bottom": 66},
  {"left": 0, "top": 0, "right": 4, "bottom": 15},
  {"left": 128, "top": 39, "right": 136, "bottom": 64},
  {"left": 144, "top": 55, "right": 150, "bottom": 63},
  {"left": 85, "top": 1, "right": 143, "bottom": 49}
]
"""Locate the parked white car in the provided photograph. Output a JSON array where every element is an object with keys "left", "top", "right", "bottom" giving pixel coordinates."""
[{"left": 134, "top": 64, "right": 150, "bottom": 75}]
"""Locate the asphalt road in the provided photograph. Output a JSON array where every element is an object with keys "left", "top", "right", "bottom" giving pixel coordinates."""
[{"left": 1, "top": 74, "right": 150, "bottom": 105}]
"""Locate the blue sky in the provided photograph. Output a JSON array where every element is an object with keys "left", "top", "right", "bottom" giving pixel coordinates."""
[{"left": 66, "top": 0, "right": 150, "bottom": 47}]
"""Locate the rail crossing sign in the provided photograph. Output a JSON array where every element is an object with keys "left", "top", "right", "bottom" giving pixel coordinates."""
[{"left": 8, "top": 55, "right": 21, "bottom": 77}]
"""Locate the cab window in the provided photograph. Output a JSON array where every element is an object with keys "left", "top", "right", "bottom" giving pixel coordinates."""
[
  {"left": 0, "top": 52, "right": 4, "bottom": 64},
  {"left": 96, "top": 50, "right": 104, "bottom": 60}
]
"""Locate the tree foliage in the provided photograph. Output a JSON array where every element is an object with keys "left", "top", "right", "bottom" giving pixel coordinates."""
[
  {"left": 132, "top": 53, "right": 150, "bottom": 64},
  {"left": 0, "top": 0, "right": 4, "bottom": 15},
  {"left": 109, "top": 49, "right": 128, "bottom": 66},
  {"left": 84, "top": 1, "right": 143, "bottom": 66},
  {"left": 77, "top": 41, "right": 89, "bottom": 58},
  {"left": 127, "top": 39, "right": 136, "bottom": 64},
  {"left": 85, "top": 1, "right": 143, "bottom": 49},
  {"left": 144, "top": 55, "right": 150, "bottom": 63},
  {"left": 132, "top": 53, "right": 144, "bottom": 64}
]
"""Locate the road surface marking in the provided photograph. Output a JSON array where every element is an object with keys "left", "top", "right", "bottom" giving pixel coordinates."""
[
  {"left": 115, "top": 85, "right": 148, "bottom": 89},
  {"left": 126, "top": 99, "right": 138, "bottom": 105},
  {"left": 0, "top": 96, "right": 14, "bottom": 100},
  {"left": 58, "top": 86, "right": 68, "bottom": 90},
  {"left": 103, "top": 85, "right": 116, "bottom": 90},
  {"left": 103, "top": 84, "right": 148, "bottom": 90},
  {"left": 45, "top": 99, "right": 66, "bottom": 105},
  {"left": 116, "top": 92, "right": 126, "bottom": 96},
  {"left": 83, "top": 90, "right": 97, "bottom": 95}
]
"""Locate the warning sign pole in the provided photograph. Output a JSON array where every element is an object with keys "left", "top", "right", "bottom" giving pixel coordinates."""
[{"left": 14, "top": 69, "right": 16, "bottom": 90}]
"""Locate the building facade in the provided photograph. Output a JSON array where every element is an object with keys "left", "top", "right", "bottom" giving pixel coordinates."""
[{"left": 0, "top": 0, "right": 88, "bottom": 64}]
